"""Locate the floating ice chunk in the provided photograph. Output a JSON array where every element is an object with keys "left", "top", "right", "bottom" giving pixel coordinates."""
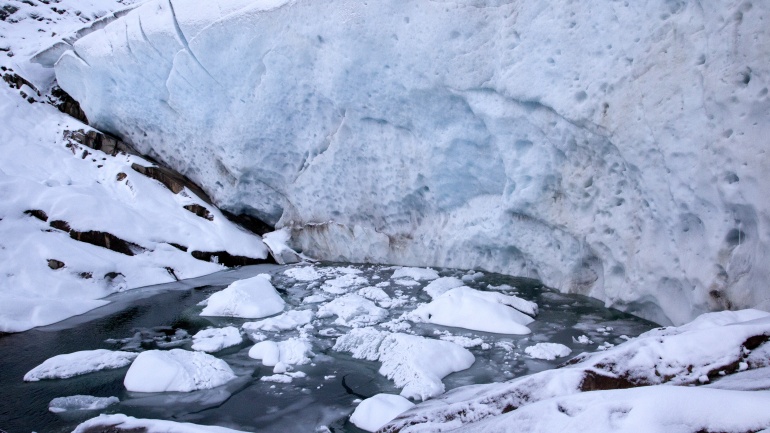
[
  {"left": 317, "top": 294, "right": 388, "bottom": 327},
  {"left": 48, "top": 395, "right": 119, "bottom": 413},
  {"left": 321, "top": 274, "right": 368, "bottom": 294},
  {"left": 248, "top": 338, "right": 314, "bottom": 367},
  {"left": 200, "top": 274, "right": 285, "bottom": 319},
  {"left": 303, "top": 294, "right": 328, "bottom": 303},
  {"left": 423, "top": 277, "right": 464, "bottom": 299},
  {"left": 524, "top": 343, "right": 572, "bottom": 360},
  {"left": 572, "top": 335, "right": 593, "bottom": 344},
  {"left": 393, "top": 279, "right": 420, "bottom": 287},
  {"left": 243, "top": 309, "right": 314, "bottom": 332},
  {"left": 73, "top": 413, "right": 250, "bottom": 433},
  {"left": 409, "top": 287, "right": 536, "bottom": 335},
  {"left": 123, "top": 349, "right": 236, "bottom": 392},
  {"left": 357, "top": 286, "right": 393, "bottom": 307},
  {"left": 191, "top": 327, "right": 242, "bottom": 353},
  {"left": 332, "top": 266, "right": 363, "bottom": 275},
  {"left": 439, "top": 335, "right": 486, "bottom": 349},
  {"left": 391, "top": 267, "right": 439, "bottom": 281},
  {"left": 283, "top": 266, "right": 322, "bottom": 282},
  {"left": 334, "top": 328, "right": 475, "bottom": 400},
  {"left": 350, "top": 393, "right": 416, "bottom": 432},
  {"left": 260, "top": 374, "right": 292, "bottom": 383},
  {"left": 461, "top": 271, "right": 485, "bottom": 283},
  {"left": 24, "top": 349, "right": 138, "bottom": 381}
]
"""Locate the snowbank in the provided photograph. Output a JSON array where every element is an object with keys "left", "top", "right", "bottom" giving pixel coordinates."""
[
  {"left": 54, "top": 0, "right": 770, "bottom": 325},
  {"left": 200, "top": 274, "right": 285, "bottom": 318},
  {"left": 24, "top": 349, "right": 137, "bottom": 381},
  {"left": 123, "top": 349, "right": 236, "bottom": 392}
]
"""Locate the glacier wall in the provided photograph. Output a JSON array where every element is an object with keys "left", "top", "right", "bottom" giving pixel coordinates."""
[{"left": 54, "top": 0, "right": 770, "bottom": 325}]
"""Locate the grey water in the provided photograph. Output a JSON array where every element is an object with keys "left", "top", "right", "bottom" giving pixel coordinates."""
[{"left": 0, "top": 263, "right": 658, "bottom": 433}]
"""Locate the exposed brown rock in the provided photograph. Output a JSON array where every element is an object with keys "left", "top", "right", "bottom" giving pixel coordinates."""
[
  {"left": 221, "top": 209, "right": 274, "bottom": 236},
  {"left": 183, "top": 204, "right": 214, "bottom": 221},
  {"left": 116, "top": 172, "right": 127, "bottom": 181},
  {"left": 50, "top": 86, "right": 88, "bottom": 124},
  {"left": 70, "top": 230, "right": 139, "bottom": 256},
  {"left": 191, "top": 250, "right": 274, "bottom": 267},
  {"left": 24, "top": 209, "right": 48, "bottom": 222},
  {"left": 578, "top": 370, "right": 636, "bottom": 392},
  {"left": 49, "top": 220, "right": 71, "bottom": 232},
  {"left": 47, "top": 259, "right": 65, "bottom": 270},
  {"left": 168, "top": 243, "right": 188, "bottom": 252}
]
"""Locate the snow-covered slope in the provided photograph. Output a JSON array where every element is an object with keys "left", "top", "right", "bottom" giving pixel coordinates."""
[
  {"left": 54, "top": 0, "right": 770, "bottom": 325},
  {"left": 0, "top": 0, "right": 270, "bottom": 333}
]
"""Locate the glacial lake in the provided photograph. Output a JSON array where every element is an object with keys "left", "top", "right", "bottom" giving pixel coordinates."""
[{"left": 0, "top": 263, "right": 658, "bottom": 433}]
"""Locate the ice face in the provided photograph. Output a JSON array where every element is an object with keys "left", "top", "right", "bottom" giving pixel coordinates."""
[{"left": 54, "top": 0, "right": 770, "bottom": 326}]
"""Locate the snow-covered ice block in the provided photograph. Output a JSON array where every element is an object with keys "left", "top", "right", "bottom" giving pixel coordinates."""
[
  {"left": 283, "top": 266, "right": 322, "bottom": 281},
  {"left": 321, "top": 274, "right": 368, "bottom": 294},
  {"left": 317, "top": 294, "right": 388, "bottom": 327},
  {"left": 73, "top": 414, "right": 250, "bottom": 433},
  {"left": 357, "top": 286, "right": 393, "bottom": 307},
  {"left": 334, "top": 328, "right": 475, "bottom": 400},
  {"left": 200, "top": 274, "right": 285, "bottom": 319},
  {"left": 48, "top": 395, "right": 119, "bottom": 413},
  {"left": 248, "top": 338, "right": 314, "bottom": 367},
  {"left": 409, "top": 287, "right": 536, "bottom": 334},
  {"left": 423, "top": 277, "right": 464, "bottom": 299},
  {"left": 24, "top": 349, "right": 138, "bottom": 381},
  {"left": 123, "top": 349, "right": 236, "bottom": 392},
  {"left": 350, "top": 393, "right": 415, "bottom": 432},
  {"left": 524, "top": 342, "right": 572, "bottom": 360},
  {"left": 191, "top": 327, "right": 242, "bottom": 352},
  {"left": 243, "top": 309, "right": 314, "bottom": 332},
  {"left": 391, "top": 267, "right": 439, "bottom": 281}
]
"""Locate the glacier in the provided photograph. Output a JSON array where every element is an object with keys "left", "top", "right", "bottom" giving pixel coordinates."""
[{"left": 54, "top": 0, "right": 770, "bottom": 325}]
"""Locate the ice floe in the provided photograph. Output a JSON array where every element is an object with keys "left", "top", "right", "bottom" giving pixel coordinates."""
[
  {"left": 316, "top": 294, "right": 388, "bottom": 327},
  {"left": 48, "top": 395, "right": 119, "bottom": 413},
  {"left": 24, "top": 349, "right": 138, "bottom": 381},
  {"left": 409, "top": 287, "right": 536, "bottom": 334},
  {"left": 243, "top": 309, "right": 314, "bottom": 333},
  {"left": 248, "top": 338, "right": 314, "bottom": 368},
  {"left": 391, "top": 267, "right": 440, "bottom": 281},
  {"left": 191, "top": 327, "right": 243, "bottom": 353},
  {"left": 123, "top": 349, "right": 236, "bottom": 392},
  {"left": 423, "top": 277, "right": 464, "bottom": 299},
  {"left": 334, "top": 328, "right": 475, "bottom": 400},
  {"left": 200, "top": 274, "right": 285, "bottom": 319},
  {"left": 73, "top": 414, "right": 249, "bottom": 432},
  {"left": 524, "top": 343, "right": 572, "bottom": 360}
]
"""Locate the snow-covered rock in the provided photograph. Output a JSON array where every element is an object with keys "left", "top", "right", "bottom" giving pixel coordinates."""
[
  {"left": 316, "top": 294, "right": 388, "bottom": 327},
  {"left": 248, "top": 338, "right": 314, "bottom": 367},
  {"left": 191, "top": 327, "right": 243, "bottom": 352},
  {"left": 350, "top": 393, "right": 415, "bottom": 432},
  {"left": 334, "top": 328, "right": 475, "bottom": 400},
  {"left": 48, "top": 395, "right": 119, "bottom": 413},
  {"left": 200, "top": 274, "right": 285, "bottom": 319},
  {"left": 73, "top": 414, "right": 249, "bottom": 433},
  {"left": 53, "top": 0, "right": 770, "bottom": 325},
  {"left": 524, "top": 343, "right": 572, "bottom": 361},
  {"left": 409, "top": 287, "right": 536, "bottom": 334},
  {"left": 123, "top": 349, "right": 236, "bottom": 392},
  {"left": 242, "top": 309, "right": 314, "bottom": 333},
  {"left": 24, "top": 349, "right": 137, "bottom": 381}
]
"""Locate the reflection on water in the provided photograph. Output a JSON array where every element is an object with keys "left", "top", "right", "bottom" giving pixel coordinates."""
[{"left": 0, "top": 263, "right": 657, "bottom": 433}]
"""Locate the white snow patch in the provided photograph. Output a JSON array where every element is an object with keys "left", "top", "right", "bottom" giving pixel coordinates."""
[
  {"left": 200, "top": 274, "right": 285, "bottom": 319},
  {"left": 123, "top": 349, "right": 235, "bottom": 392},
  {"left": 24, "top": 349, "right": 137, "bottom": 381},
  {"left": 350, "top": 393, "right": 416, "bottom": 432}
]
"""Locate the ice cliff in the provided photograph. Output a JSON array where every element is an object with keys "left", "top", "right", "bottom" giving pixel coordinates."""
[{"left": 54, "top": 0, "right": 770, "bottom": 325}]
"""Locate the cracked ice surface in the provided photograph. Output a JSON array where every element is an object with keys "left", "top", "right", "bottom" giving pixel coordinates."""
[{"left": 54, "top": 0, "right": 770, "bottom": 325}]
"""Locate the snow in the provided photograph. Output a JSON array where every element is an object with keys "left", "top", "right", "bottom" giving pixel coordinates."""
[
  {"left": 123, "top": 349, "right": 236, "bottom": 392},
  {"left": 391, "top": 267, "right": 439, "bottom": 281},
  {"left": 409, "top": 287, "right": 536, "bottom": 335},
  {"left": 321, "top": 273, "right": 368, "bottom": 294},
  {"left": 73, "top": 414, "right": 249, "bottom": 433},
  {"left": 357, "top": 286, "right": 393, "bottom": 307},
  {"left": 262, "top": 228, "right": 303, "bottom": 264},
  {"left": 191, "top": 327, "right": 243, "bottom": 353},
  {"left": 424, "top": 277, "right": 464, "bottom": 299},
  {"left": 334, "top": 328, "right": 475, "bottom": 400},
  {"left": 350, "top": 394, "right": 415, "bottom": 432},
  {"left": 248, "top": 338, "right": 314, "bottom": 367},
  {"left": 200, "top": 274, "right": 285, "bottom": 319},
  {"left": 24, "top": 349, "right": 137, "bottom": 381},
  {"left": 243, "top": 309, "right": 314, "bottom": 332},
  {"left": 283, "top": 266, "right": 322, "bottom": 282},
  {"left": 524, "top": 343, "right": 572, "bottom": 361},
  {"left": 53, "top": 0, "right": 770, "bottom": 326},
  {"left": 316, "top": 294, "right": 388, "bottom": 327},
  {"left": 48, "top": 395, "right": 119, "bottom": 413}
]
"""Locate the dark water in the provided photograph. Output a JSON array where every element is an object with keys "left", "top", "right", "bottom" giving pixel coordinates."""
[{"left": 0, "top": 263, "right": 658, "bottom": 433}]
